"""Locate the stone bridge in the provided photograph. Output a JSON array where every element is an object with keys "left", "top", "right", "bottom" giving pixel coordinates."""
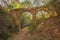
[{"left": 10, "top": 5, "right": 57, "bottom": 29}]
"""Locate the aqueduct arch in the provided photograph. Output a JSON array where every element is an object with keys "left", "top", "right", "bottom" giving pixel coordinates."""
[{"left": 10, "top": 5, "right": 57, "bottom": 29}]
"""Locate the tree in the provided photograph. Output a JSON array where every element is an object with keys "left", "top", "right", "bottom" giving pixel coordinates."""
[
  {"left": 47, "top": 0, "right": 60, "bottom": 15},
  {"left": 21, "top": 0, "right": 32, "bottom": 8},
  {"left": 33, "top": 0, "right": 51, "bottom": 7},
  {"left": 54, "top": 0, "right": 60, "bottom": 15}
]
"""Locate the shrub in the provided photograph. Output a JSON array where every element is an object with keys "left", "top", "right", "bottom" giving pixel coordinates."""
[
  {"left": 29, "top": 24, "right": 34, "bottom": 33},
  {"left": 29, "top": 26, "right": 34, "bottom": 32},
  {"left": 8, "top": 25, "right": 19, "bottom": 33},
  {"left": 0, "top": 27, "right": 12, "bottom": 40}
]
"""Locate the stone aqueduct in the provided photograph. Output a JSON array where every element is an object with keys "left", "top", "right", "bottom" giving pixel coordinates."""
[{"left": 9, "top": 5, "right": 57, "bottom": 29}]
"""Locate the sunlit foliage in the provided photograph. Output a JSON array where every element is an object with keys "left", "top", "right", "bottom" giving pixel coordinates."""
[
  {"left": 6, "top": 2, "right": 23, "bottom": 10},
  {"left": 36, "top": 11, "right": 43, "bottom": 20},
  {"left": 42, "top": 11, "right": 50, "bottom": 19},
  {"left": 21, "top": 12, "right": 32, "bottom": 28},
  {"left": 36, "top": 11, "right": 50, "bottom": 20},
  {"left": 6, "top": 0, "right": 32, "bottom": 11}
]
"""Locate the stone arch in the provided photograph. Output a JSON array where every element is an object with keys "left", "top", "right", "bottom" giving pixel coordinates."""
[{"left": 9, "top": 5, "right": 58, "bottom": 29}]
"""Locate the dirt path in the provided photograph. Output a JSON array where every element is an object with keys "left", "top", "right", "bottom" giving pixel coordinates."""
[{"left": 11, "top": 27, "right": 30, "bottom": 40}]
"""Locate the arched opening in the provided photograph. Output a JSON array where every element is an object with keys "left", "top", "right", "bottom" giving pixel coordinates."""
[
  {"left": 21, "top": 12, "right": 32, "bottom": 29},
  {"left": 42, "top": 11, "right": 50, "bottom": 19},
  {"left": 36, "top": 11, "right": 43, "bottom": 24},
  {"left": 36, "top": 11, "right": 50, "bottom": 24}
]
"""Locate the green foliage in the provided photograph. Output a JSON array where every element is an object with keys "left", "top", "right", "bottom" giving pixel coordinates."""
[
  {"left": 6, "top": 2, "right": 24, "bottom": 11},
  {"left": 0, "top": 9, "right": 19, "bottom": 40},
  {"left": 36, "top": 11, "right": 50, "bottom": 23},
  {"left": 6, "top": 4, "right": 13, "bottom": 11},
  {"left": 0, "top": 10, "right": 12, "bottom": 40},
  {"left": 0, "top": 9, "right": 7, "bottom": 15},
  {"left": 46, "top": 0, "right": 55, "bottom": 6},
  {"left": 21, "top": 12, "right": 32, "bottom": 28},
  {"left": 21, "top": 0, "right": 32, "bottom": 8},
  {"left": 0, "top": 17, "right": 19, "bottom": 40},
  {"left": 8, "top": 25, "right": 19, "bottom": 33},
  {"left": 43, "top": 12, "right": 50, "bottom": 19},
  {"left": 6, "top": 0, "right": 32, "bottom": 11},
  {"left": 0, "top": 27, "right": 12, "bottom": 40},
  {"left": 28, "top": 23, "right": 34, "bottom": 33},
  {"left": 29, "top": 26, "right": 34, "bottom": 32},
  {"left": 36, "top": 11, "right": 43, "bottom": 21}
]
